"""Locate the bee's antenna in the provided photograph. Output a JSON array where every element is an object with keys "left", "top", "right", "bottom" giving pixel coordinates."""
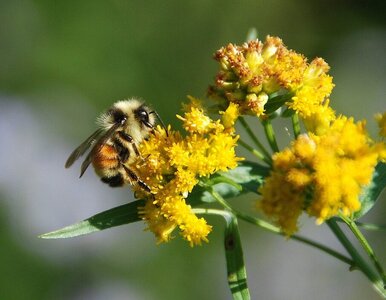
[{"left": 150, "top": 111, "right": 169, "bottom": 137}]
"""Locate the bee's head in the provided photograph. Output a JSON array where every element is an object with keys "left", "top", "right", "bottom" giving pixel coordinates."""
[{"left": 107, "top": 99, "right": 155, "bottom": 142}]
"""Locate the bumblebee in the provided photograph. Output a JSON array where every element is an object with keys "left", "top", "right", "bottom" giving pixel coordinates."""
[{"left": 65, "top": 99, "right": 163, "bottom": 192}]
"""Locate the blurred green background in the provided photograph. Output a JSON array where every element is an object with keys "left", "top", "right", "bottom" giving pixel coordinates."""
[{"left": 1, "top": 1, "right": 385, "bottom": 299}]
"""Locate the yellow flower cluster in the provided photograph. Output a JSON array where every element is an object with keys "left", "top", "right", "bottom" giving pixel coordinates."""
[
  {"left": 259, "top": 116, "right": 385, "bottom": 235},
  {"left": 208, "top": 36, "right": 334, "bottom": 120},
  {"left": 133, "top": 99, "right": 242, "bottom": 246}
]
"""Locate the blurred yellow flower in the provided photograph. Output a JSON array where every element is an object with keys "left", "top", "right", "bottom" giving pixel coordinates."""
[{"left": 259, "top": 116, "right": 385, "bottom": 235}]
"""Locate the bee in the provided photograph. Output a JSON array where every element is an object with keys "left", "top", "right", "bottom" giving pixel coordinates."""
[{"left": 65, "top": 99, "right": 164, "bottom": 192}]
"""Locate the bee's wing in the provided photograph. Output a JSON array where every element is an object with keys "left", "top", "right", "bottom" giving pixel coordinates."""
[
  {"left": 65, "top": 128, "right": 105, "bottom": 168},
  {"left": 79, "top": 123, "right": 122, "bottom": 178}
]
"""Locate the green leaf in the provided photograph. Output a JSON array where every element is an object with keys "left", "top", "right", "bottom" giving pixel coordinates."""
[
  {"left": 281, "top": 107, "right": 295, "bottom": 118},
  {"left": 39, "top": 199, "right": 145, "bottom": 239},
  {"left": 219, "top": 160, "right": 269, "bottom": 191},
  {"left": 187, "top": 161, "right": 269, "bottom": 206},
  {"left": 354, "top": 221, "right": 386, "bottom": 231},
  {"left": 265, "top": 92, "right": 294, "bottom": 114},
  {"left": 355, "top": 162, "right": 386, "bottom": 219},
  {"left": 224, "top": 212, "right": 251, "bottom": 300}
]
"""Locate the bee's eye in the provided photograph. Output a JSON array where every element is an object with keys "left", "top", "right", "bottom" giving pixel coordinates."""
[
  {"left": 110, "top": 109, "right": 127, "bottom": 124},
  {"left": 136, "top": 108, "right": 149, "bottom": 123}
]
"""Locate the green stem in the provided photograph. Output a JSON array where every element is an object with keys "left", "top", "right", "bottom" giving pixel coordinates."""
[
  {"left": 193, "top": 208, "right": 251, "bottom": 300},
  {"left": 339, "top": 213, "right": 386, "bottom": 285},
  {"left": 238, "top": 117, "right": 272, "bottom": 160},
  {"left": 193, "top": 208, "right": 231, "bottom": 218},
  {"left": 206, "top": 176, "right": 243, "bottom": 191},
  {"left": 291, "top": 114, "right": 301, "bottom": 138},
  {"left": 208, "top": 189, "right": 354, "bottom": 267},
  {"left": 327, "top": 219, "right": 385, "bottom": 297},
  {"left": 211, "top": 189, "right": 385, "bottom": 296},
  {"left": 261, "top": 119, "right": 280, "bottom": 152},
  {"left": 238, "top": 139, "right": 272, "bottom": 165}
]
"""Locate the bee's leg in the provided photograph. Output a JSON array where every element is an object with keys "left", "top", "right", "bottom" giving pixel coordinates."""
[
  {"left": 136, "top": 154, "right": 151, "bottom": 168},
  {"left": 122, "top": 165, "right": 151, "bottom": 193},
  {"left": 132, "top": 143, "right": 140, "bottom": 157},
  {"left": 117, "top": 132, "right": 140, "bottom": 157}
]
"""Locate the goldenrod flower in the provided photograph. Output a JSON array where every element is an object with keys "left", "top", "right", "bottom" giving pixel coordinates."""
[
  {"left": 208, "top": 36, "right": 334, "bottom": 120},
  {"left": 134, "top": 98, "right": 243, "bottom": 246},
  {"left": 177, "top": 97, "right": 214, "bottom": 134},
  {"left": 259, "top": 116, "right": 385, "bottom": 235},
  {"left": 302, "top": 99, "right": 336, "bottom": 135},
  {"left": 258, "top": 162, "right": 305, "bottom": 235},
  {"left": 288, "top": 58, "right": 334, "bottom": 119},
  {"left": 220, "top": 102, "right": 240, "bottom": 130}
]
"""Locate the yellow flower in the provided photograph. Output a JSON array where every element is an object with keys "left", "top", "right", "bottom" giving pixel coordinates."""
[
  {"left": 220, "top": 102, "right": 240, "bottom": 130},
  {"left": 208, "top": 36, "right": 334, "bottom": 119},
  {"left": 134, "top": 97, "right": 243, "bottom": 246},
  {"left": 259, "top": 170, "right": 304, "bottom": 235},
  {"left": 177, "top": 98, "right": 214, "bottom": 134},
  {"left": 138, "top": 201, "right": 176, "bottom": 244},
  {"left": 263, "top": 36, "right": 307, "bottom": 90},
  {"left": 302, "top": 99, "right": 336, "bottom": 135},
  {"left": 259, "top": 116, "right": 384, "bottom": 235}
]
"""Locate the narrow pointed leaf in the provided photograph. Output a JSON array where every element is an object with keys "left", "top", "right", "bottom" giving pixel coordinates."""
[
  {"left": 224, "top": 212, "right": 251, "bottom": 300},
  {"left": 40, "top": 199, "right": 145, "bottom": 239},
  {"left": 265, "top": 92, "right": 294, "bottom": 114},
  {"left": 355, "top": 162, "right": 386, "bottom": 219}
]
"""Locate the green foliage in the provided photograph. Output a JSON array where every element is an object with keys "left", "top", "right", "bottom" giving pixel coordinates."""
[
  {"left": 188, "top": 160, "right": 269, "bottom": 206},
  {"left": 40, "top": 200, "right": 145, "bottom": 239},
  {"left": 224, "top": 213, "right": 250, "bottom": 300},
  {"left": 355, "top": 162, "right": 386, "bottom": 219},
  {"left": 264, "top": 92, "right": 294, "bottom": 115}
]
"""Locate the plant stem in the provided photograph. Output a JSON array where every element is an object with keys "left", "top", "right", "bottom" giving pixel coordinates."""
[
  {"left": 193, "top": 208, "right": 251, "bottom": 300},
  {"left": 333, "top": 217, "right": 386, "bottom": 231},
  {"left": 208, "top": 189, "right": 355, "bottom": 267},
  {"left": 339, "top": 213, "right": 386, "bottom": 285},
  {"left": 327, "top": 219, "right": 385, "bottom": 297},
  {"left": 261, "top": 119, "right": 280, "bottom": 152},
  {"left": 291, "top": 114, "right": 301, "bottom": 138},
  {"left": 238, "top": 138, "right": 272, "bottom": 165},
  {"left": 238, "top": 117, "right": 272, "bottom": 160},
  {"left": 193, "top": 208, "right": 232, "bottom": 218}
]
